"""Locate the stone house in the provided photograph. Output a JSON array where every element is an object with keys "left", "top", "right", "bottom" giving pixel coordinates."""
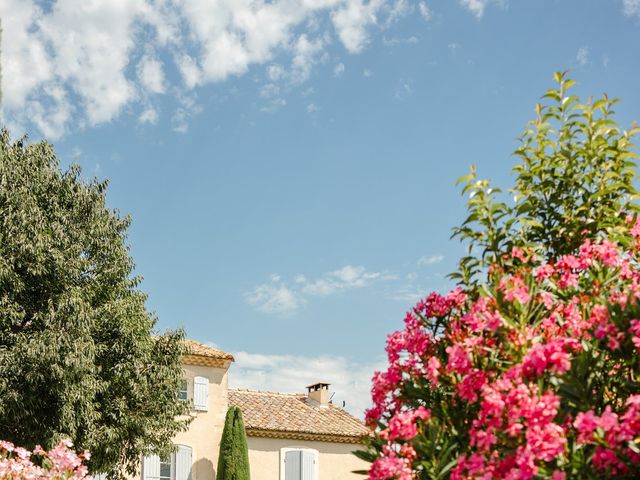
[{"left": 140, "top": 340, "right": 369, "bottom": 480}]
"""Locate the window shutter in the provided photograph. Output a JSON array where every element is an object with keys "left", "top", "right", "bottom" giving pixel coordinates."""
[
  {"left": 193, "top": 376, "right": 209, "bottom": 411},
  {"left": 284, "top": 451, "right": 301, "bottom": 480},
  {"left": 301, "top": 451, "right": 315, "bottom": 480},
  {"left": 143, "top": 455, "right": 160, "bottom": 480},
  {"left": 175, "top": 446, "right": 192, "bottom": 480}
]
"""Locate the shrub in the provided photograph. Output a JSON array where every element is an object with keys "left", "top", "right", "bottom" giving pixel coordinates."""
[
  {"left": 0, "top": 439, "right": 89, "bottom": 480},
  {"left": 359, "top": 74, "right": 640, "bottom": 479}
]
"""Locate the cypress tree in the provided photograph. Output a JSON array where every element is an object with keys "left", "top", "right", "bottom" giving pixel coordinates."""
[{"left": 216, "top": 407, "right": 251, "bottom": 480}]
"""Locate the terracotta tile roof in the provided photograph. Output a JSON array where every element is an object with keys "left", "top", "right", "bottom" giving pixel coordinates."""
[
  {"left": 183, "top": 339, "right": 234, "bottom": 361},
  {"left": 229, "top": 389, "right": 369, "bottom": 443}
]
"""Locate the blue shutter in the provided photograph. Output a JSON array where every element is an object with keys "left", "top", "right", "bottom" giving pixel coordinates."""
[
  {"left": 284, "top": 450, "right": 301, "bottom": 480},
  {"left": 143, "top": 455, "right": 160, "bottom": 480},
  {"left": 175, "top": 446, "right": 192, "bottom": 480},
  {"left": 301, "top": 451, "right": 315, "bottom": 480},
  {"left": 193, "top": 376, "right": 208, "bottom": 411}
]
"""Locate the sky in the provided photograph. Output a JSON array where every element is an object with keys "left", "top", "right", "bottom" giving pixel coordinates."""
[{"left": 1, "top": 0, "right": 640, "bottom": 416}]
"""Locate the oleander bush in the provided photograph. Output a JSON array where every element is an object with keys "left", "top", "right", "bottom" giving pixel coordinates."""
[
  {"left": 0, "top": 440, "right": 89, "bottom": 480},
  {"left": 359, "top": 73, "right": 640, "bottom": 479}
]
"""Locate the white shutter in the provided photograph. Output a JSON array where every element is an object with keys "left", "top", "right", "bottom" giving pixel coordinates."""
[
  {"left": 143, "top": 455, "right": 160, "bottom": 480},
  {"left": 284, "top": 451, "right": 301, "bottom": 480},
  {"left": 301, "top": 451, "right": 315, "bottom": 480},
  {"left": 193, "top": 376, "right": 209, "bottom": 411},
  {"left": 175, "top": 446, "right": 192, "bottom": 480}
]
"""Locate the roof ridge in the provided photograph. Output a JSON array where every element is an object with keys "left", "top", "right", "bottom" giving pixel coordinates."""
[
  {"left": 183, "top": 338, "right": 234, "bottom": 360},
  {"left": 229, "top": 388, "right": 305, "bottom": 396}
]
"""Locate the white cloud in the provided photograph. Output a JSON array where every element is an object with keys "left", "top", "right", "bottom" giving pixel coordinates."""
[
  {"left": 306, "top": 103, "right": 318, "bottom": 113},
  {"left": 301, "top": 265, "right": 383, "bottom": 296},
  {"left": 623, "top": 0, "right": 640, "bottom": 16},
  {"left": 139, "top": 107, "right": 160, "bottom": 124},
  {"left": 171, "top": 93, "right": 203, "bottom": 133},
  {"left": 382, "top": 35, "right": 419, "bottom": 46},
  {"left": 1, "top": 0, "right": 406, "bottom": 138},
  {"left": 333, "top": 62, "right": 346, "bottom": 77},
  {"left": 576, "top": 46, "right": 590, "bottom": 68},
  {"left": 229, "top": 350, "right": 385, "bottom": 416},
  {"left": 417, "top": 254, "right": 444, "bottom": 266},
  {"left": 418, "top": 1, "right": 432, "bottom": 21},
  {"left": 363, "top": 68, "right": 373, "bottom": 77},
  {"left": 138, "top": 55, "right": 166, "bottom": 94},
  {"left": 175, "top": 54, "right": 202, "bottom": 89},
  {"left": 332, "top": 0, "right": 384, "bottom": 53},
  {"left": 245, "top": 265, "right": 389, "bottom": 315},
  {"left": 245, "top": 277, "right": 303, "bottom": 316},
  {"left": 267, "top": 64, "right": 286, "bottom": 82},
  {"left": 385, "top": 0, "right": 413, "bottom": 25},
  {"left": 290, "top": 34, "right": 326, "bottom": 83},
  {"left": 459, "top": 0, "right": 504, "bottom": 18},
  {"left": 395, "top": 78, "right": 413, "bottom": 100}
]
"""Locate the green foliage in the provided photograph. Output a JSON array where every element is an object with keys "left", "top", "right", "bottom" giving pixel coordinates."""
[
  {"left": 451, "top": 71, "right": 640, "bottom": 287},
  {"left": 0, "top": 130, "right": 191, "bottom": 478},
  {"left": 216, "top": 407, "right": 251, "bottom": 480}
]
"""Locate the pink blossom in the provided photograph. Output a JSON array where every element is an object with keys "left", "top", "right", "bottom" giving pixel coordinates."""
[{"left": 446, "top": 343, "right": 472, "bottom": 374}]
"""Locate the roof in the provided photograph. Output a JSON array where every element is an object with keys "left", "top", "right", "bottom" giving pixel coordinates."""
[
  {"left": 228, "top": 389, "right": 370, "bottom": 444},
  {"left": 182, "top": 339, "right": 234, "bottom": 367}
]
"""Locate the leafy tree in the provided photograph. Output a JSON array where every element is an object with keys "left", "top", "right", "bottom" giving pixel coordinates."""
[
  {"left": 359, "top": 73, "right": 640, "bottom": 479},
  {"left": 0, "top": 130, "right": 190, "bottom": 478},
  {"left": 216, "top": 407, "right": 251, "bottom": 480},
  {"left": 451, "top": 71, "right": 639, "bottom": 287}
]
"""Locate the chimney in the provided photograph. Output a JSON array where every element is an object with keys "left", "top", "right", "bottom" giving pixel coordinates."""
[{"left": 306, "top": 382, "right": 331, "bottom": 407}]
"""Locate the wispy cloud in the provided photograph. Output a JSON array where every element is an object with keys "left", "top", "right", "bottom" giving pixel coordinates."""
[
  {"left": 417, "top": 254, "right": 444, "bottom": 267},
  {"left": 419, "top": 2, "right": 432, "bottom": 21},
  {"left": 229, "top": 350, "right": 385, "bottom": 416},
  {"left": 300, "top": 265, "right": 386, "bottom": 296},
  {"left": 245, "top": 265, "right": 391, "bottom": 315},
  {"left": 459, "top": 0, "right": 504, "bottom": 19},
  {"left": 245, "top": 275, "right": 304, "bottom": 316},
  {"left": 395, "top": 78, "right": 414, "bottom": 100},
  {"left": 623, "top": 0, "right": 640, "bottom": 17},
  {"left": 576, "top": 46, "right": 591, "bottom": 68},
  {"left": 383, "top": 35, "right": 419, "bottom": 47}
]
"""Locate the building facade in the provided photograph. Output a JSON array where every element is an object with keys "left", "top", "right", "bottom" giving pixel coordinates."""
[{"left": 140, "top": 340, "right": 368, "bottom": 480}]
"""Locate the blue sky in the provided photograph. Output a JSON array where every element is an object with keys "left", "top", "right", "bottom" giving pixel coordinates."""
[{"left": 2, "top": 0, "right": 639, "bottom": 414}]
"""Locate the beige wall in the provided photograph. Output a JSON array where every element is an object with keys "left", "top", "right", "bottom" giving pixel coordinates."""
[
  {"left": 245, "top": 436, "right": 367, "bottom": 480},
  {"left": 172, "top": 364, "right": 229, "bottom": 480}
]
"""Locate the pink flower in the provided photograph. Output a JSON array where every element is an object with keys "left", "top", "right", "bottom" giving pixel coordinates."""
[
  {"left": 426, "top": 356, "right": 441, "bottom": 385},
  {"left": 384, "top": 407, "right": 431, "bottom": 440},
  {"left": 446, "top": 343, "right": 472, "bottom": 374}
]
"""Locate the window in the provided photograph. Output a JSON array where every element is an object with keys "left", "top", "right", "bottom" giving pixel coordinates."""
[
  {"left": 159, "top": 458, "right": 172, "bottom": 480},
  {"left": 143, "top": 446, "right": 192, "bottom": 480},
  {"left": 193, "top": 376, "right": 209, "bottom": 411},
  {"left": 281, "top": 448, "right": 318, "bottom": 480},
  {"left": 178, "top": 380, "right": 188, "bottom": 401}
]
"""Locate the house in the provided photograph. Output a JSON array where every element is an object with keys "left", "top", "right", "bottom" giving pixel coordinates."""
[{"left": 140, "top": 340, "right": 369, "bottom": 480}]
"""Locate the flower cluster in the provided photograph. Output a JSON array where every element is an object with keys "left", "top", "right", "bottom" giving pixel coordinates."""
[
  {"left": 363, "top": 220, "right": 640, "bottom": 479},
  {"left": 0, "top": 440, "right": 90, "bottom": 480}
]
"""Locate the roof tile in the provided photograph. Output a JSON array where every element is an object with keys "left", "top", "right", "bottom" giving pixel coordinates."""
[
  {"left": 183, "top": 339, "right": 234, "bottom": 361},
  {"left": 229, "top": 389, "right": 369, "bottom": 440}
]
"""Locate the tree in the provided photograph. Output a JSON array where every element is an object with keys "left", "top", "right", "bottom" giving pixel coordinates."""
[
  {"left": 0, "top": 130, "right": 190, "bottom": 478},
  {"left": 216, "top": 407, "right": 251, "bottom": 480},
  {"left": 359, "top": 73, "right": 640, "bottom": 479},
  {"left": 451, "top": 72, "right": 639, "bottom": 287}
]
